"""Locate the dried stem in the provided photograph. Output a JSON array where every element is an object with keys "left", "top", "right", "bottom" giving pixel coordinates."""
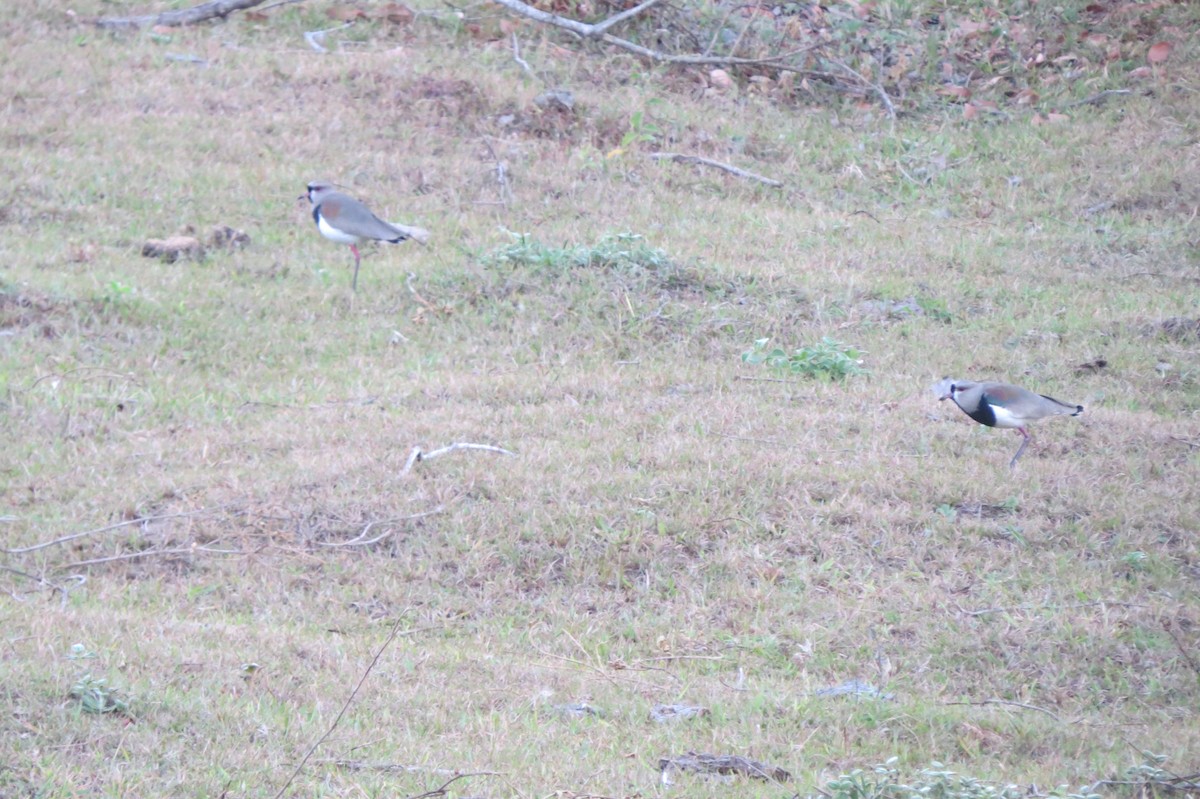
[
  {"left": 647, "top": 152, "right": 783, "bottom": 187},
  {"left": 273, "top": 618, "right": 440, "bottom": 799},
  {"left": 316, "top": 508, "right": 448, "bottom": 548},
  {"left": 489, "top": 0, "right": 817, "bottom": 70},
  {"left": 93, "top": 0, "right": 273, "bottom": 29},
  {"left": 944, "top": 698, "right": 1062, "bottom": 722},
  {"left": 4, "top": 506, "right": 230, "bottom": 555},
  {"left": 400, "top": 442, "right": 516, "bottom": 477}
]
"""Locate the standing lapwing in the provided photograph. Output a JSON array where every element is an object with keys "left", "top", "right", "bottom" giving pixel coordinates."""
[
  {"left": 934, "top": 378, "right": 1084, "bottom": 468},
  {"left": 303, "top": 182, "right": 429, "bottom": 290}
]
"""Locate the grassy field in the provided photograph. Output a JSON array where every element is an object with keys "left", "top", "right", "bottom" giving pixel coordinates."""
[{"left": 2, "top": 0, "right": 1199, "bottom": 797}]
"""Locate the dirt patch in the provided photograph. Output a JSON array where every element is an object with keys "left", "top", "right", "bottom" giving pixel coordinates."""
[
  {"left": 402, "top": 74, "right": 494, "bottom": 133},
  {"left": 1143, "top": 317, "right": 1200, "bottom": 341},
  {"left": 0, "top": 288, "right": 65, "bottom": 339}
]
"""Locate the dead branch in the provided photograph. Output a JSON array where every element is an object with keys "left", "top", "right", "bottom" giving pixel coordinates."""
[
  {"left": 587, "top": 0, "right": 664, "bottom": 36},
  {"left": 1163, "top": 621, "right": 1200, "bottom": 679},
  {"left": 1089, "top": 777, "right": 1200, "bottom": 793},
  {"left": 93, "top": 0, "right": 273, "bottom": 29},
  {"left": 647, "top": 152, "right": 783, "bottom": 188},
  {"left": 406, "top": 272, "right": 450, "bottom": 315},
  {"left": 0, "top": 564, "right": 69, "bottom": 598},
  {"left": 1064, "top": 88, "right": 1133, "bottom": 108},
  {"left": 944, "top": 698, "right": 1062, "bottom": 723},
  {"left": 316, "top": 761, "right": 462, "bottom": 776},
  {"left": 482, "top": 138, "right": 514, "bottom": 204},
  {"left": 489, "top": 0, "right": 816, "bottom": 69},
  {"left": 1120, "top": 271, "right": 1200, "bottom": 283},
  {"left": 659, "top": 753, "right": 791, "bottom": 783},
  {"left": 960, "top": 597, "right": 1147, "bottom": 614},
  {"left": 399, "top": 442, "right": 516, "bottom": 477},
  {"left": 826, "top": 57, "right": 896, "bottom": 120},
  {"left": 408, "top": 772, "right": 503, "bottom": 799},
  {"left": 305, "top": 21, "right": 354, "bottom": 53},
  {"left": 3, "top": 506, "right": 230, "bottom": 555},
  {"left": 511, "top": 32, "right": 535, "bottom": 79},
  {"left": 316, "top": 507, "right": 448, "bottom": 548},
  {"left": 273, "top": 618, "right": 437, "bottom": 799},
  {"left": 55, "top": 545, "right": 244, "bottom": 571}
]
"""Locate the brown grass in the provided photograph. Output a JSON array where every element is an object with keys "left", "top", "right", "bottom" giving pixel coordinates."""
[{"left": 2, "top": 1, "right": 1199, "bottom": 797}]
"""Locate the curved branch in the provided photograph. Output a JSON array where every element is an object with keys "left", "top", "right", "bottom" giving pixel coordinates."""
[
  {"left": 589, "top": 0, "right": 664, "bottom": 37},
  {"left": 648, "top": 153, "right": 783, "bottom": 188},
  {"left": 93, "top": 0, "right": 272, "bottom": 29},
  {"left": 490, "top": 0, "right": 817, "bottom": 69}
]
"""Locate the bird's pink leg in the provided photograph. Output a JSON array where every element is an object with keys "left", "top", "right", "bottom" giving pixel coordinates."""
[
  {"left": 350, "top": 244, "right": 361, "bottom": 291},
  {"left": 1009, "top": 427, "right": 1031, "bottom": 469}
]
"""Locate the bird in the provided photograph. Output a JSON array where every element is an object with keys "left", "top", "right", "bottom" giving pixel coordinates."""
[
  {"left": 303, "top": 182, "right": 429, "bottom": 290},
  {"left": 934, "top": 378, "right": 1084, "bottom": 468}
]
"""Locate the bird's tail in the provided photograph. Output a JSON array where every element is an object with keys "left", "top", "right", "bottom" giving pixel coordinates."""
[
  {"left": 390, "top": 222, "right": 430, "bottom": 245},
  {"left": 1040, "top": 394, "right": 1084, "bottom": 416}
]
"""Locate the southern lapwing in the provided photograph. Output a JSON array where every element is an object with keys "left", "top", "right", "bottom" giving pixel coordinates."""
[
  {"left": 303, "top": 182, "right": 429, "bottom": 290},
  {"left": 934, "top": 378, "right": 1084, "bottom": 468}
]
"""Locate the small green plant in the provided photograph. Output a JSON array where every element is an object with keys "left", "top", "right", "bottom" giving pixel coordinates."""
[
  {"left": 570, "top": 233, "right": 671, "bottom": 273},
  {"left": 481, "top": 230, "right": 569, "bottom": 271},
  {"left": 917, "top": 295, "right": 953, "bottom": 323},
  {"left": 1121, "top": 551, "right": 1149, "bottom": 572},
  {"left": 618, "top": 108, "right": 662, "bottom": 150},
  {"left": 70, "top": 674, "right": 130, "bottom": 715},
  {"left": 101, "top": 280, "right": 134, "bottom": 307},
  {"left": 742, "top": 337, "right": 867, "bottom": 381},
  {"left": 482, "top": 231, "right": 673, "bottom": 277},
  {"left": 935, "top": 504, "right": 958, "bottom": 521},
  {"left": 817, "top": 760, "right": 1102, "bottom": 799}
]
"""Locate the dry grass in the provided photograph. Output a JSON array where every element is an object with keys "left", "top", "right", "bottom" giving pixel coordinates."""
[{"left": 2, "top": 1, "right": 1200, "bottom": 797}]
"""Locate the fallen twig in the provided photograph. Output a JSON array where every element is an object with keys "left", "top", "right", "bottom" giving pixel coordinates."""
[
  {"left": 733, "top": 374, "right": 798, "bottom": 383},
  {"left": 511, "top": 32, "right": 534, "bottom": 78},
  {"left": 713, "top": 433, "right": 787, "bottom": 447},
  {"left": 3, "top": 506, "right": 230, "bottom": 555},
  {"left": 55, "top": 545, "right": 244, "bottom": 571},
  {"left": 273, "top": 618, "right": 437, "bottom": 799},
  {"left": 257, "top": 0, "right": 308, "bottom": 11},
  {"left": 406, "top": 272, "right": 450, "bottom": 315},
  {"left": 1064, "top": 88, "right": 1133, "bottom": 108},
  {"left": 1162, "top": 621, "right": 1200, "bottom": 679},
  {"left": 408, "top": 772, "right": 503, "bottom": 799},
  {"left": 1170, "top": 436, "right": 1200, "bottom": 449},
  {"left": 1089, "top": 775, "right": 1200, "bottom": 792},
  {"left": 0, "top": 564, "right": 70, "bottom": 599},
  {"left": 944, "top": 698, "right": 1062, "bottom": 723},
  {"left": 316, "top": 761, "right": 462, "bottom": 776},
  {"left": 481, "top": 138, "right": 514, "bottom": 204},
  {"left": 1120, "top": 271, "right": 1200, "bottom": 283},
  {"left": 647, "top": 153, "right": 783, "bottom": 188},
  {"left": 659, "top": 752, "right": 791, "bottom": 783},
  {"left": 305, "top": 21, "right": 354, "bottom": 53},
  {"left": 489, "top": 0, "right": 817, "bottom": 70},
  {"left": 93, "top": 0, "right": 271, "bottom": 29},
  {"left": 534, "top": 643, "right": 673, "bottom": 692},
  {"left": 826, "top": 57, "right": 896, "bottom": 121},
  {"left": 959, "top": 599, "right": 1148, "bottom": 617},
  {"left": 317, "top": 508, "right": 448, "bottom": 548},
  {"left": 400, "top": 442, "right": 516, "bottom": 477},
  {"left": 587, "top": 0, "right": 663, "bottom": 37}
]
